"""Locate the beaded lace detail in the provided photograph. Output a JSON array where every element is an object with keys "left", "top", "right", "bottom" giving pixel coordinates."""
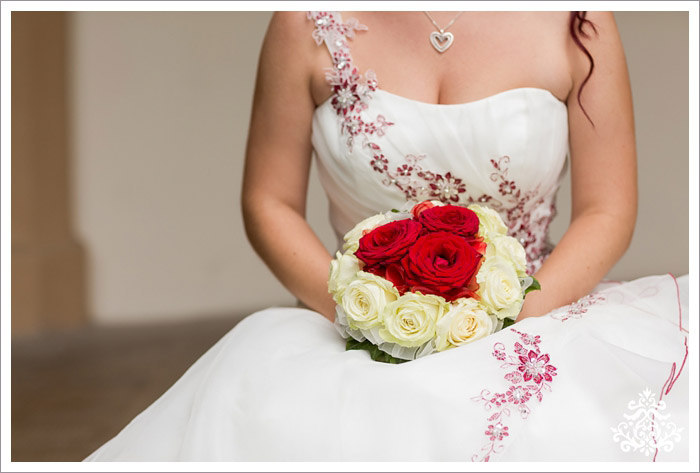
[
  {"left": 308, "top": 11, "right": 555, "bottom": 273},
  {"left": 550, "top": 293, "right": 607, "bottom": 322},
  {"left": 307, "top": 12, "right": 393, "bottom": 151}
]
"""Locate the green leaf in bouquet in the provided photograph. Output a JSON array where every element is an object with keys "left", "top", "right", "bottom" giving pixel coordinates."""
[
  {"left": 345, "top": 338, "right": 367, "bottom": 351},
  {"left": 345, "top": 338, "right": 408, "bottom": 364},
  {"left": 390, "top": 208, "right": 400, "bottom": 213},
  {"left": 501, "top": 317, "right": 517, "bottom": 329},
  {"left": 524, "top": 276, "right": 541, "bottom": 295}
]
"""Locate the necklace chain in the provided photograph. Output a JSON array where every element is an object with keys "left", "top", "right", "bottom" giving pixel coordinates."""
[{"left": 423, "top": 11, "right": 464, "bottom": 33}]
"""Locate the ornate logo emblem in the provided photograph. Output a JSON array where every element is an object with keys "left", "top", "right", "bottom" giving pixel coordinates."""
[{"left": 611, "top": 388, "right": 682, "bottom": 457}]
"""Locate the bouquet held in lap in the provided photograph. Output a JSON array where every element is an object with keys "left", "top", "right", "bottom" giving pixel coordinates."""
[{"left": 329, "top": 200, "right": 540, "bottom": 362}]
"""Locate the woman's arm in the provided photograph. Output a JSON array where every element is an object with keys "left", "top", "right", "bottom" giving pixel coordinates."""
[
  {"left": 517, "top": 12, "right": 637, "bottom": 320},
  {"left": 242, "top": 12, "right": 336, "bottom": 321}
]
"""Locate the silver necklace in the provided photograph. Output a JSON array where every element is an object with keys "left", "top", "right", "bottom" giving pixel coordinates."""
[{"left": 424, "top": 11, "right": 464, "bottom": 53}]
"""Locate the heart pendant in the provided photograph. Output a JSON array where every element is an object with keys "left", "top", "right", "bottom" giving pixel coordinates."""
[{"left": 430, "top": 31, "right": 454, "bottom": 53}]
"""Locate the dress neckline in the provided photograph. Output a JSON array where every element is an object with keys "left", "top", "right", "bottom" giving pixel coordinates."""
[
  {"left": 308, "top": 11, "right": 567, "bottom": 116},
  {"left": 314, "top": 86, "right": 567, "bottom": 116}
]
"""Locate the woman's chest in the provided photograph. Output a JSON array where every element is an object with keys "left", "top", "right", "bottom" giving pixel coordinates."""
[{"left": 309, "top": 11, "right": 574, "bottom": 108}]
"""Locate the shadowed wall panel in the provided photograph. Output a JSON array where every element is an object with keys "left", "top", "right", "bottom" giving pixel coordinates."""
[{"left": 12, "top": 12, "right": 88, "bottom": 335}]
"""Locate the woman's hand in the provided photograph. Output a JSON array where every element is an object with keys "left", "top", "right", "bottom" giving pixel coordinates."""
[
  {"left": 242, "top": 13, "right": 336, "bottom": 322},
  {"left": 516, "top": 12, "right": 637, "bottom": 321}
]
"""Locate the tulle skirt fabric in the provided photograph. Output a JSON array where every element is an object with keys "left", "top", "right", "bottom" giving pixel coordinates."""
[{"left": 85, "top": 274, "right": 689, "bottom": 462}]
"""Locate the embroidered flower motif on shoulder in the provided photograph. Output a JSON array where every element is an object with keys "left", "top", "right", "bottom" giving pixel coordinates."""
[
  {"left": 471, "top": 328, "right": 557, "bottom": 462},
  {"left": 307, "top": 11, "right": 367, "bottom": 46},
  {"left": 308, "top": 11, "right": 394, "bottom": 151}
]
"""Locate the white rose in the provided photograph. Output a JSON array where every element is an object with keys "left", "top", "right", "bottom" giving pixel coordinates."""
[
  {"left": 468, "top": 204, "right": 508, "bottom": 236},
  {"left": 486, "top": 234, "right": 528, "bottom": 277},
  {"left": 435, "top": 299, "right": 496, "bottom": 351},
  {"left": 380, "top": 292, "right": 448, "bottom": 347},
  {"left": 342, "top": 214, "right": 390, "bottom": 253},
  {"left": 328, "top": 251, "right": 361, "bottom": 303},
  {"left": 382, "top": 210, "right": 413, "bottom": 223},
  {"left": 477, "top": 256, "right": 524, "bottom": 320},
  {"left": 339, "top": 272, "right": 398, "bottom": 330}
]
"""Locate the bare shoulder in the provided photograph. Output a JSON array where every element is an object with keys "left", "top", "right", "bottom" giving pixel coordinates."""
[
  {"left": 568, "top": 11, "right": 621, "bottom": 52},
  {"left": 258, "top": 12, "right": 318, "bottom": 89},
  {"left": 511, "top": 11, "right": 572, "bottom": 34},
  {"left": 266, "top": 11, "right": 315, "bottom": 46},
  {"left": 566, "top": 12, "right": 624, "bottom": 86},
  {"left": 509, "top": 12, "right": 580, "bottom": 101}
]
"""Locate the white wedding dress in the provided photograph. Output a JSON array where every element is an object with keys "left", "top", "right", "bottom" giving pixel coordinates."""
[{"left": 85, "top": 12, "right": 689, "bottom": 462}]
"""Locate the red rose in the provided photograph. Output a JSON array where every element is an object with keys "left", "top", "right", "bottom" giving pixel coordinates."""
[
  {"left": 383, "top": 262, "right": 410, "bottom": 294},
  {"left": 411, "top": 200, "right": 437, "bottom": 218},
  {"left": 355, "top": 219, "right": 423, "bottom": 268},
  {"left": 402, "top": 231, "right": 482, "bottom": 301},
  {"left": 417, "top": 205, "right": 479, "bottom": 237}
]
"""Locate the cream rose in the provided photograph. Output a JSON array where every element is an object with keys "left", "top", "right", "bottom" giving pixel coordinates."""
[
  {"left": 468, "top": 204, "right": 508, "bottom": 237},
  {"left": 328, "top": 251, "right": 361, "bottom": 303},
  {"left": 435, "top": 299, "right": 496, "bottom": 351},
  {"left": 339, "top": 272, "right": 398, "bottom": 330},
  {"left": 342, "top": 214, "right": 390, "bottom": 252},
  {"left": 380, "top": 293, "right": 448, "bottom": 347},
  {"left": 477, "top": 256, "right": 524, "bottom": 320},
  {"left": 486, "top": 234, "right": 528, "bottom": 277}
]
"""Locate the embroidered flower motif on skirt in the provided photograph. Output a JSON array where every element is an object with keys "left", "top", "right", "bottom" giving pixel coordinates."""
[
  {"left": 471, "top": 328, "right": 557, "bottom": 462},
  {"left": 550, "top": 293, "right": 607, "bottom": 322}
]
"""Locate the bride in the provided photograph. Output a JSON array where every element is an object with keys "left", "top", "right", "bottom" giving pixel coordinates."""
[{"left": 85, "top": 11, "right": 689, "bottom": 462}]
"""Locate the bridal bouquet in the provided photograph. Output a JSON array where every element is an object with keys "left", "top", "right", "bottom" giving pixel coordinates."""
[{"left": 328, "top": 200, "right": 539, "bottom": 363}]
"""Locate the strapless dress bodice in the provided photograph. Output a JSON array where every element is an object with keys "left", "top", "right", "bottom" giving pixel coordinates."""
[{"left": 312, "top": 85, "right": 569, "bottom": 273}]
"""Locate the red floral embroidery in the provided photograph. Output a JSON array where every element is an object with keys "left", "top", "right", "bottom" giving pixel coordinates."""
[
  {"left": 550, "top": 293, "right": 607, "bottom": 322},
  {"left": 485, "top": 156, "right": 555, "bottom": 273},
  {"left": 430, "top": 172, "right": 467, "bottom": 202},
  {"left": 309, "top": 11, "right": 394, "bottom": 151},
  {"left": 374, "top": 154, "right": 468, "bottom": 203},
  {"left": 471, "top": 328, "right": 557, "bottom": 462},
  {"left": 518, "top": 350, "right": 556, "bottom": 384},
  {"left": 374, "top": 154, "right": 554, "bottom": 273},
  {"left": 485, "top": 424, "right": 509, "bottom": 442},
  {"left": 505, "top": 385, "right": 531, "bottom": 404}
]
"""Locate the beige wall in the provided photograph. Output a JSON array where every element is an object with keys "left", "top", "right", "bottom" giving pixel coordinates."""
[
  {"left": 70, "top": 11, "right": 689, "bottom": 325},
  {"left": 71, "top": 12, "right": 305, "bottom": 324}
]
